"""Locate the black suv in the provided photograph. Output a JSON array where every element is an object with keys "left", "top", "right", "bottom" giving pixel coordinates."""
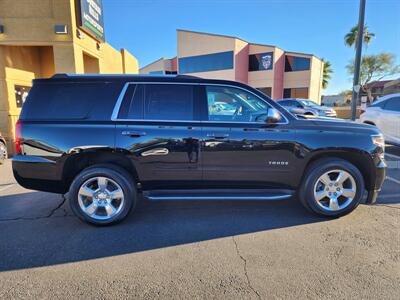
[{"left": 13, "top": 74, "right": 386, "bottom": 225}]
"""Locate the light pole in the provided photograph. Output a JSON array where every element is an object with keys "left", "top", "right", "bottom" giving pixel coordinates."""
[{"left": 351, "top": 0, "right": 366, "bottom": 121}]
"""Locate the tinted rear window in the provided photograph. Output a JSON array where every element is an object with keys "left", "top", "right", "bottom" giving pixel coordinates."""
[{"left": 20, "top": 81, "right": 123, "bottom": 120}]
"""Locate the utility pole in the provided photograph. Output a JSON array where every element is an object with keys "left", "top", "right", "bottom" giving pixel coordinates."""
[{"left": 351, "top": 0, "right": 366, "bottom": 121}]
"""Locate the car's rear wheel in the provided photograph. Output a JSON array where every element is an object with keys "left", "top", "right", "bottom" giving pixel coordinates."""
[
  {"left": 299, "top": 158, "right": 365, "bottom": 217},
  {"left": 0, "top": 142, "right": 7, "bottom": 164},
  {"left": 69, "top": 165, "right": 137, "bottom": 225}
]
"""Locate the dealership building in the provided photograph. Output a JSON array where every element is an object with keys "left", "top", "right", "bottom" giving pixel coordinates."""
[
  {"left": 0, "top": 0, "right": 139, "bottom": 153},
  {"left": 141, "top": 29, "right": 324, "bottom": 102}
]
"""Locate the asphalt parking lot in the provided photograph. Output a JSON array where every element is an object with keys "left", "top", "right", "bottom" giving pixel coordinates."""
[{"left": 0, "top": 148, "right": 399, "bottom": 299}]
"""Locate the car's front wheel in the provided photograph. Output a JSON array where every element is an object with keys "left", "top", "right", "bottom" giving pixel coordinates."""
[
  {"left": 0, "top": 142, "right": 7, "bottom": 164},
  {"left": 299, "top": 158, "right": 365, "bottom": 217},
  {"left": 68, "top": 165, "right": 137, "bottom": 225}
]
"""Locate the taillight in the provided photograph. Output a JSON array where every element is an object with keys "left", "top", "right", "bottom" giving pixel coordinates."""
[{"left": 15, "top": 120, "right": 22, "bottom": 154}]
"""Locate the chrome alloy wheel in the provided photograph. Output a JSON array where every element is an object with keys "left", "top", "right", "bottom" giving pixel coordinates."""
[
  {"left": 78, "top": 177, "right": 125, "bottom": 220},
  {"left": 313, "top": 169, "right": 356, "bottom": 211}
]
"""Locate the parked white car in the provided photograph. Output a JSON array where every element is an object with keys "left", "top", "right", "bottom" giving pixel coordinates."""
[{"left": 360, "top": 93, "right": 400, "bottom": 145}]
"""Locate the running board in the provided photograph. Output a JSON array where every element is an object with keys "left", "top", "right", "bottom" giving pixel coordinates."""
[{"left": 143, "top": 189, "right": 294, "bottom": 201}]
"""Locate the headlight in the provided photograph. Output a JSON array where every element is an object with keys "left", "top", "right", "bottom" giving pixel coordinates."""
[{"left": 371, "top": 134, "right": 385, "bottom": 154}]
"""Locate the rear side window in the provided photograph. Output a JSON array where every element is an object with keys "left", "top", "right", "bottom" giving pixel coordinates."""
[
  {"left": 383, "top": 97, "right": 400, "bottom": 112},
  {"left": 370, "top": 100, "right": 386, "bottom": 108},
  {"left": 20, "top": 82, "right": 123, "bottom": 120},
  {"left": 118, "top": 84, "right": 144, "bottom": 119},
  {"left": 144, "top": 84, "right": 193, "bottom": 120}
]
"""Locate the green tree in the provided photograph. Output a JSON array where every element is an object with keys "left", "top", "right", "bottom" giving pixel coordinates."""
[
  {"left": 344, "top": 25, "right": 375, "bottom": 48},
  {"left": 346, "top": 52, "right": 400, "bottom": 102},
  {"left": 322, "top": 59, "right": 333, "bottom": 89}
]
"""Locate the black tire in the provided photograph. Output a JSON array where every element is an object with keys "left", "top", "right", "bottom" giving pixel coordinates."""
[
  {"left": 0, "top": 141, "right": 7, "bottom": 164},
  {"left": 299, "top": 158, "right": 365, "bottom": 217},
  {"left": 68, "top": 164, "right": 137, "bottom": 226}
]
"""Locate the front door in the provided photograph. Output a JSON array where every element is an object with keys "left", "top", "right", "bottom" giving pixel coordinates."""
[
  {"left": 201, "top": 85, "right": 297, "bottom": 189},
  {"left": 115, "top": 83, "right": 202, "bottom": 189}
]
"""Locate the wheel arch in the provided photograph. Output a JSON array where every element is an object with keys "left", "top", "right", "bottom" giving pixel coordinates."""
[
  {"left": 61, "top": 151, "right": 139, "bottom": 191},
  {"left": 301, "top": 149, "right": 376, "bottom": 191}
]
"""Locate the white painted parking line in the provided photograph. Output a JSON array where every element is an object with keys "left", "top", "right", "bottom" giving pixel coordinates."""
[
  {"left": 386, "top": 176, "right": 400, "bottom": 185},
  {"left": 387, "top": 161, "right": 400, "bottom": 169},
  {"left": 378, "top": 193, "right": 400, "bottom": 199},
  {"left": 386, "top": 153, "right": 400, "bottom": 160}
]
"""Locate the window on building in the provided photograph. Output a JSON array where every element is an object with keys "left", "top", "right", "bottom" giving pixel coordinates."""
[
  {"left": 178, "top": 51, "right": 234, "bottom": 73},
  {"left": 15, "top": 85, "right": 31, "bottom": 108},
  {"left": 249, "top": 52, "right": 274, "bottom": 71},
  {"left": 283, "top": 88, "right": 309, "bottom": 98},
  {"left": 256, "top": 87, "right": 272, "bottom": 97},
  {"left": 285, "top": 55, "right": 311, "bottom": 72},
  {"left": 384, "top": 97, "right": 400, "bottom": 112},
  {"left": 144, "top": 84, "right": 194, "bottom": 120},
  {"left": 149, "top": 70, "right": 164, "bottom": 75}
]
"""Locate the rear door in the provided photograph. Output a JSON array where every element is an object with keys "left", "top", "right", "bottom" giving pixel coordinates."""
[{"left": 115, "top": 83, "right": 203, "bottom": 189}]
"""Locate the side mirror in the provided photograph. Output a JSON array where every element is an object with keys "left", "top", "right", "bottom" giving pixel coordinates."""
[{"left": 266, "top": 108, "right": 282, "bottom": 123}]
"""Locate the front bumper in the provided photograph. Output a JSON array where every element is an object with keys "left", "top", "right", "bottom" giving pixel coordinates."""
[{"left": 366, "top": 159, "right": 387, "bottom": 204}]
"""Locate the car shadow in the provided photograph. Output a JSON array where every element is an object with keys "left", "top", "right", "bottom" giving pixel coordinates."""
[{"left": 0, "top": 194, "right": 328, "bottom": 272}]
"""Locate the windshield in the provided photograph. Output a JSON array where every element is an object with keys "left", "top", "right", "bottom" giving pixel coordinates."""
[{"left": 300, "top": 100, "right": 320, "bottom": 108}]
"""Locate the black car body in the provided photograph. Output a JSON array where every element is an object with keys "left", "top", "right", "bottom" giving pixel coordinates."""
[{"left": 12, "top": 74, "right": 386, "bottom": 225}]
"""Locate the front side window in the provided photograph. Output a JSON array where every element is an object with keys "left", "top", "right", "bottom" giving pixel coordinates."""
[
  {"left": 178, "top": 51, "right": 234, "bottom": 73},
  {"left": 249, "top": 52, "right": 274, "bottom": 71},
  {"left": 206, "top": 86, "right": 273, "bottom": 123},
  {"left": 285, "top": 55, "right": 311, "bottom": 72}
]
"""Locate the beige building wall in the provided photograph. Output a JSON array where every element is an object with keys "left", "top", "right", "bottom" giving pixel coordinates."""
[
  {"left": 177, "top": 30, "right": 236, "bottom": 80},
  {"left": 140, "top": 58, "right": 166, "bottom": 74},
  {"left": 0, "top": 0, "right": 138, "bottom": 154},
  {"left": 309, "top": 56, "right": 324, "bottom": 103}
]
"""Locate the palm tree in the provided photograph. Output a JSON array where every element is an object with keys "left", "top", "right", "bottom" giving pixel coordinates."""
[
  {"left": 322, "top": 59, "right": 333, "bottom": 89},
  {"left": 344, "top": 25, "right": 375, "bottom": 48}
]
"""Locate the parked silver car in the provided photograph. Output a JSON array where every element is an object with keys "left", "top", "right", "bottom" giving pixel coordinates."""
[
  {"left": 360, "top": 93, "right": 400, "bottom": 146},
  {"left": 0, "top": 132, "right": 7, "bottom": 164},
  {"left": 277, "top": 98, "right": 337, "bottom": 117}
]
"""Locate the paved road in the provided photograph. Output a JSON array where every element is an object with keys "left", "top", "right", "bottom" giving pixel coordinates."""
[{"left": 0, "top": 150, "right": 399, "bottom": 299}]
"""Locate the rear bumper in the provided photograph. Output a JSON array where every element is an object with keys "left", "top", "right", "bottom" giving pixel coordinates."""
[{"left": 12, "top": 155, "right": 66, "bottom": 193}]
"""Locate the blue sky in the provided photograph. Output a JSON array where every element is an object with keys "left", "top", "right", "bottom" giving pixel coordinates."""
[{"left": 103, "top": 0, "right": 400, "bottom": 95}]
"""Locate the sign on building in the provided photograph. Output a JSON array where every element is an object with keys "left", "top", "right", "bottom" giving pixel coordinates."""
[{"left": 77, "top": 0, "right": 105, "bottom": 41}]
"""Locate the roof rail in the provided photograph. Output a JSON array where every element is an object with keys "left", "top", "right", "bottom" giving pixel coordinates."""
[{"left": 51, "top": 73, "right": 198, "bottom": 79}]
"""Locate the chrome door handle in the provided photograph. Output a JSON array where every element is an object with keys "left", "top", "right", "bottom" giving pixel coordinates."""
[
  {"left": 141, "top": 148, "right": 169, "bottom": 157},
  {"left": 122, "top": 131, "right": 146, "bottom": 137},
  {"left": 207, "top": 133, "right": 229, "bottom": 139}
]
